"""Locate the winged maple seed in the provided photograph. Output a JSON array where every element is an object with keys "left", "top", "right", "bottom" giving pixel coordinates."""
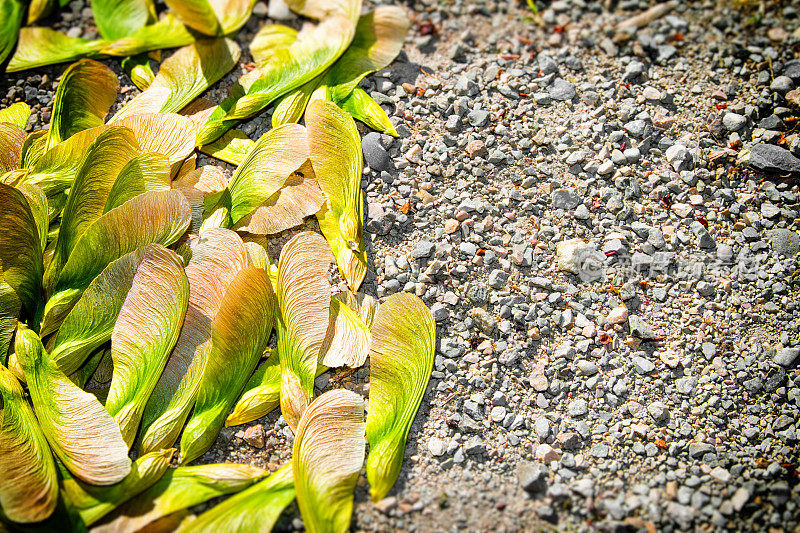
[{"left": 0, "top": 0, "right": 423, "bottom": 530}]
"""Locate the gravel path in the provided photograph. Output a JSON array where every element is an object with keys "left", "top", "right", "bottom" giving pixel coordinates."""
[{"left": 3, "top": 0, "right": 800, "bottom": 531}]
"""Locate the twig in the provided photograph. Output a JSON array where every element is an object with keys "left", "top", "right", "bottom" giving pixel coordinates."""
[{"left": 616, "top": 1, "right": 677, "bottom": 32}]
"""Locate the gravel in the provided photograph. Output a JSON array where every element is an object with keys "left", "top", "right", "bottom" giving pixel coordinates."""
[{"left": 5, "top": 0, "right": 799, "bottom": 531}]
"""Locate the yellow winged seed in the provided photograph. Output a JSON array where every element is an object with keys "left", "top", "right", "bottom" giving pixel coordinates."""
[
  {"left": 250, "top": 24, "right": 298, "bottom": 67},
  {"left": 0, "top": 363, "right": 58, "bottom": 523},
  {"left": 225, "top": 123, "right": 310, "bottom": 226},
  {"left": 139, "top": 228, "right": 248, "bottom": 454},
  {"left": 15, "top": 326, "right": 131, "bottom": 486},
  {"left": 92, "top": 463, "right": 268, "bottom": 533},
  {"left": 294, "top": 389, "right": 366, "bottom": 533},
  {"left": 106, "top": 245, "right": 189, "bottom": 448},
  {"left": 319, "top": 291, "right": 378, "bottom": 368},
  {"left": 179, "top": 265, "right": 276, "bottom": 464},
  {"left": 233, "top": 167, "right": 325, "bottom": 235},
  {"left": 113, "top": 113, "right": 197, "bottom": 175},
  {"left": 0, "top": 101, "right": 31, "bottom": 128},
  {"left": 225, "top": 352, "right": 281, "bottom": 427},
  {"left": 226, "top": 349, "right": 329, "bottom": 427},
  {"left": 339, "top": 86, "right": 398, "bottom": 136},
  {"left": 163, "top": 0, "right": 254, "bottom": 36},
  {"left": 305, "top": 99, "right": 367, "bottom": 291},
  {"left": 46, "top": 59, "right": 119, "bottom": 150},
  {"left": 0, "top": 122, "right": 25, "bottom": 173},
  {"left": 365, "top": 293, "right": 435, "bottom": 501},
  {"left": 59, "top": 449, "right": 175, "bottom": 526},
  {"left": 181, "top": 463, "right": 295, "bottom": 532},
  {"left": 276, "top": 231, "right": 332, "bottom": 431}
]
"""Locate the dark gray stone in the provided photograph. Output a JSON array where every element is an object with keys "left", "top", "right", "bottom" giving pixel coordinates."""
[
  {"left": 766, "top": 229, "right": 800, "bottom": 257},
  {"left": 748, "top": 143, "right": 800, "bottom": 175},
  {"left": 770, "top": 75, "right": 795, "bottom": 95},
  {"left": 629, "top": 316, "right": 657, "bottom": 340},
  {"left": 467, "top": 109, "right": 490, "bottom": 127},
  {"left": 362, "top": 132, "right": 390, "bottom": 171},
  {"left": 551, "top": 188, "right": 581, "bottom": 210},
  {"left": 518, "top": 462, "right": 547, "bottom": 494},
  {"left": 365, "top": 202, "right": 394, "bottom": 235},
  {"left": 549, "top": 78, "right": 576, "bottom": 101},
  {"left": 488, "top": 269, "right": 509, "bottom": 289},
  {"left": 774, "top": 347, "right": 799, "bottom": 368},
  {"left": 412, "top": 240, "right": 436, "bottom": 259}
]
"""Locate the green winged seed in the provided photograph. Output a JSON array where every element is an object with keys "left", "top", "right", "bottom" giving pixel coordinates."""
[
  {"left": 59, "top": 449, "right": 174, "bottom": 526},
  {"left": 23, "top": 125, "right": 112, "bottom": 199},
  {"left": 305, "top": 99, "right": 367, "bottom": 291},
  {"left": 0, "top": 363, "right": 59, "bottom": 524},
  {"left": 40, "top": 189, "right": 191, "bottom": 338},
  {"left": 0, "top": 278, "right": 20, "bottom": 364},
  {"left": 114, "top": 39, "right": 241, "bottom": 121},
  {"left": 103, "top": 152, "right": 171, "bottom": 213},
  {"left": 0, "top": 101, "right": 31, "bottom": 128},
  {"left": 226, "top": 350, "right": 281, "bottom": 427},
  {"left": 46, "top": 59, "right": 119, "bottom": 150},
  {"left": 0, "top": 0, "right": 24, "bottom": 65},
  {"left": 91, "top": 0, "right": 155, "bottom": 41},
  {"left": 294, "top": 389, "right": 365, "bottom": 533},
  {"left": 45, "top": 126, "right": 142, "bottom": 292},
  {"left": 16, "top": 183, "right": 49, "bottom": 253},
  {"left": 323, "top": 7, "right": 409, "bottom": 103},
  {"left": 339, "top": 87, "right": 398, "bottom": 136},
  {"left": 198, "top": 129, "right": 255, "bottom": 166},
  {"left": 7, "top": 27, "right": 109, "bottom": 73},
  {"left": 365, "top": 292, "right": 435, "bottom": 501},
  {"left": 122, "top": 54, "right": 156, "bottom": 91},
  {"left": 227, "top": 348, "right": 328, "bottom": 427},
  {"left": 99, "top": 14, "right": 195, "bottom": 58},
  {"left": 276, "top": 231, "right": 331, "bottom": 431},
  {"left": 196, "top": 16, "right": 355, "bottom": 146},
  {"left": 183, "top": 463, "right": 295, "bottom": 532},
  {"left": 106, "top": 245, "right": 189, "bottom": 448},
  {"left": 139, "top": 228, "right": 248, "bottom": 454},
  {"left": 14, "top": 325, "right": 131, "bottom": 486},
  {"left": 180, "top": 265, "right": 275, "bottom": 464},
  {"left": 50, "top": 248, "right": 145, "bottom": 375},
  {"left": 0, "top": 183, "right": 44, "bottom": 316},
  {"left": 91, "top": 463, "right": 268, "bottom": 533}
]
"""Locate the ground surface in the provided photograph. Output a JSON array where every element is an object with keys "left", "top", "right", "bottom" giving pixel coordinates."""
[{"left": 3, "top": 0, "right": 800, "bottom": 531}]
